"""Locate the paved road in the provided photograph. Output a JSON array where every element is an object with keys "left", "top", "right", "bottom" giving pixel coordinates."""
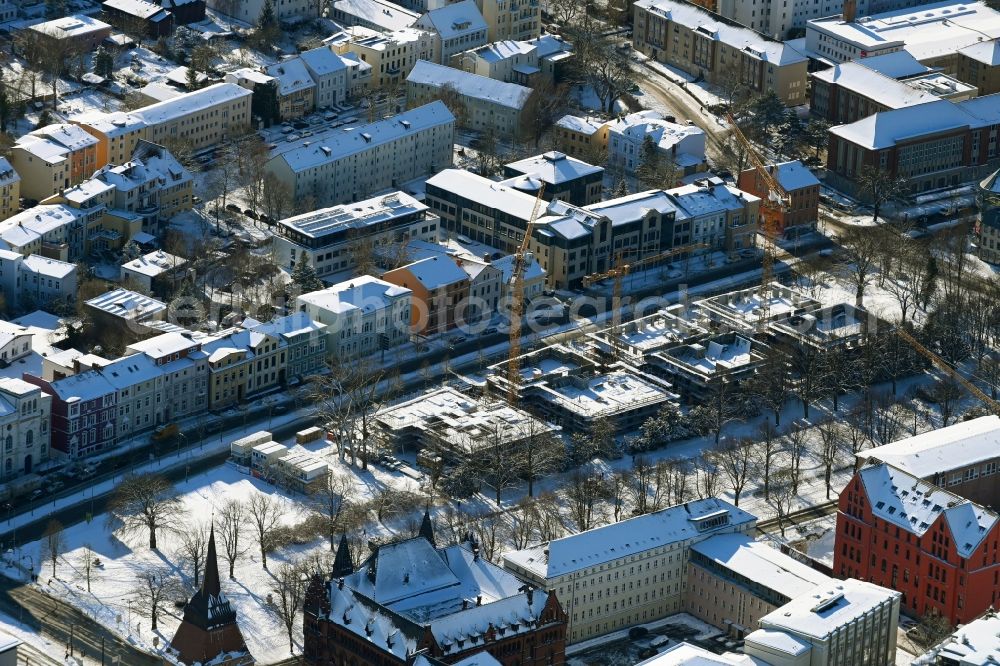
[{"left": 634, "top": 64, "right": 729, "bottom": 161}]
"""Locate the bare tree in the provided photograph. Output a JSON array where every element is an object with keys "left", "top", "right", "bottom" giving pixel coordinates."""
[
  {"left": 132, "top": 567, "right": 184, "bottom": 631},
  {"left": 609, "top": 470, "right": 630, "bottom": 521},
  {"left": 79, "top": 544, "right": 98, "bottom": 593},
  {"left": 549, "top": 0, "right": 581, "bottom": 25},
  {"left": 765, "top": 472, "right": 797, "bottom": 537},
  {"left": 42, "top": 520, "right": 64, "bottom": 578},
  {"left": 839, "top": 226, "right": 882, "bottom": 308},
  {"left": 107, "top": 474, "right": 183, "bottom": 550},
  {"left": 247, "top": 493, "right": 285, "bottom": 570},
  {"left": 711, "top": 438, "right": 756, "bottom": 507},
  {"left": 270, "top": 560, "right": 307, "bottom": 655},
  {"left": 753, "top": 421, "right": 782, "bottom": 501},
  {"left": 695, "top": 456, "right": 722, "bottom": 499},
  {"left": 783, "top": 422, "right": 809, "bottom": 493},
  {"left": 176, "top": 521, "right": 209, "bottom": 587},
  {"left": 517, "top": 423, "right": 565, "bottom": 497},
  {"left": 752, "top": 349, "right": 791, "bottom": 426},
  {"left": 857, "top": 165, "right": 907, "bottom": 225},
  {"left": 566, "top": 469, "right": 609, "bottom": 531},
  {"left": 217, "top": 498, "right": 248, "bottom": 579},
  {"left": 309, "top": 473, "right": 352, "bottom": 551},
  {"left": 817, "top": 420, "right": 844, "bottom": 500}
]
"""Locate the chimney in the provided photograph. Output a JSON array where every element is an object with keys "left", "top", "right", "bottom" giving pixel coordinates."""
[
  {"left": 526, "top": 586, "right": 534, "bottom": 605},
  {"left": 843, "top": 0, "right": 857, "bottom": 22},
  {"left": 476, "top": 595, "right": 482, "bottom": 606}
]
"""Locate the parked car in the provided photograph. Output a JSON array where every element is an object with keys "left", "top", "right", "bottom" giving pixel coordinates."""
[{"left": 244, "top": 209, "right": 258, "bottom": 219}]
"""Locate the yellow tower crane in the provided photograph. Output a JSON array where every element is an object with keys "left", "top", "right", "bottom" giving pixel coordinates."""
[{"left": 506, "top": 183, "right": 547, "bottom": 406}]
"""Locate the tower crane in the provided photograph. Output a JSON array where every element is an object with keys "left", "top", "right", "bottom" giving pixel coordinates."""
[
  {"left": 725, "top": 113, "right": 791, "bottom": 325},
  {"left": 582, "top": 242, "right": 708, "bottom": 359},
  {"left": 506, "top": 183, "right": 547, "bottom": 406}
]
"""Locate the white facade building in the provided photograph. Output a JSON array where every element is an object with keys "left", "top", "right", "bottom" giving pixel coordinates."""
[
  {"left": 0, "top": 249, "right": 77, "bottom": 312},
  {"left": 503, "top": 498, "right": 757, "bottom": 643},
  {"left": 295, "top": 276, "right": 412, "bottom": 361},
  {"left": 299, "top": 46, "right": 355, "bottom": 109},
  {"left": 607, "top": 110, "right": 707, "bottom": 176},
  {"left": 265, "top": 101, "right": 454, "bottom": 207},
  {"left": 206, "top": 0, "right": 318, "bottom": 22},
  {"left": 0, "top": 378, "right": 51, "bottom": 478},
  {"left": 413, "top": 0, "right": 489, "bottom": 63}
]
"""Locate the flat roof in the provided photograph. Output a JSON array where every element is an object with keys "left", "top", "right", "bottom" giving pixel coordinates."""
[
  {"left": 28, "top": 14, "right": 111, "bottom": 38},
  {"left": 862, "top": 415, "right": 1000, "bottom": 477},
  {"left": 757, "top": 578, "right": 900, "bottom": 641},
  {"left": 691, "top": 534, "right": 831, "bottom": 599},
  {"left": 279, "top": 191, "right": 425, "bottom": 239}
]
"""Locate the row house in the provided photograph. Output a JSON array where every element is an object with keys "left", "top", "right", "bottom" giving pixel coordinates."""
[
  {"left": 0, "top": 378, "right": 51, "bottom": 479},
  {"left": 0, "top": 158, "right": 21, "bottom": 222},
  {"left": 413, "top": 0, "right": 489, "bottom": 63},
  {"left": 333, "top": 27, "right": 438, "bottom": 89},
  {"left": 632, "top": 0, "right": 808, "bottom": 106},
  {"left": 826, "top": 93, "right": 1000, "bottom": 198},
  {"left": 11, "top": 124, "right": 100, "bottom": 201},
  {"left": 23, "top": 371, "right": 118, "bottom": 459},
  {"left": 206, "top": 0, "right": 317, "bottom": 21},
  {"left": 382, "top": 255, "right": 471, "bottom": 334}
]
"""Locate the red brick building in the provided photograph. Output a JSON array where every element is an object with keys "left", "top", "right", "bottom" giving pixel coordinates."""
[
  {"left": 737, "top": 160, "right": 820, "bottom": 234},
  {"left": 304, "top": 526, "right": 568, "bottom": 666},
  {"left": 835, "top": 462, "right": 1000, "bottom": 625}
]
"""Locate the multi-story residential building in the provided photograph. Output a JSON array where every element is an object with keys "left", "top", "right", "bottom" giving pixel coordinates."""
[
  {"left": 488, "top": 344, "right": 679, "bottom": 434},
  {"left": 273, "top": 191, "right": 440, "bottom": 279},
  {"left": 295, "top": 276, "right": 412, "bottom": 362},
  {"left": 101, "top": 0, "right": 174, "bottom": 38},
  {"left": 246, "top": 312, "right": 327, "bottom": 384},
  {"left": 331, "top": 0, "right": 420, "bottom": 33},
  {"left": 23, "top": 370, "right": 118, "bottom": 459},
  {"left": 206, "top": 0, "right": 318, "bottom": 22},
  {"left": 299, "top": 46, "right": 354, "bottom": 109},
  {"left": 333, "top": 26, "right": 438, "bottom": 89},
  {"left": 716, "top": 0, "right": 924, "bottom": 40},
  {"left": 11, "top": 124, "right": 100, "bottom": 201},
  {"left": 805, "top": 0, "right": 1000, "bottom": 71},
  {"left": 382, "top": 255, "right": 471, "bottom": 334},
  {"left": 958, "top": 39, "right": 1000, "bottom": 96},
  {"left": 606, "top": 110, "right": 707, "bottom": 177},
  {"left": 406, "top": 60, "right": 534, "bottom": 140},
  {"left": 264, "top": 58, "right": 317, "bottom": 120},
  {"left": 0, "top": 323, "right": 33, "bottom": 368},
  {"left": 0, "top": 204, "right": 88, "bottom": 261},
  {"left": 686, "top": 533, "right": 832, "bottom": 637},
  {"left": 451, "top": 38, "right": 538, "bottom": 83},
  {"left": 695, "top": 282, "right": 821, "bottom": 333},
  {"left": 553, "top": 115, "right": 610, "bottom": 162},
  {"left": 201, "top": 325, "right": 287, "bottom": 410},
  {"left": 159, "top": 0, "right": 206, "bottom": 24},
  {"left": 737, "top": 160, "right": 820, "bottom": 232},
  {"left": 914, "top": 609, "right": 1000, "bottom": 665},
  {"left": 120, "top": 250, "right": 187, "bottom": 297},
  {"left": 476, "top": 0, "right": 540, "bottom": 42},
  {"left": 454, "top": 255, "right": 501, "bottom": 322},
  {"left": 0, "top": 378, "right": 51, "bottom": 478},
  {"left": 501, "top": 151, "right": 604, "bottom": 206},
  {"left": 0, "top": 159, "right": 21, "bottom": 222},
  {"left": 825, "top": 93, "right": 1000, "bottom": 197},
  {"left": 413, "top": 0, "right": 489, "bottom": 63},
  {"left": 978, "top": 167, "right": 1000, "bottom": 263},
  {"left": 15, "top": 254, "right": 78, "bottom": 311},
  {"left": 502, "top": 497, "right": 756, "bottom": 643},
  {"left": 24, "top": 14, "right": 112, "bottom": 51},
  {"left": 71, "top": 111, "right": 148, "bottom": 168},
  {"left": 858, "top": 415, "right": 1000, "bottom": 508},
  {"left": 810, "top": 60, "right": 974, "bottom": 125},
  {"left": 304, "top": 529, "right": 568, "bottom": 665},
  {"left": 265, "top": 101, "right": 454, "bottom": 207},
  {"left": 650, "top": 331, "right": 768, "bottom": 402},
  {"left": 743, "top": 579, "right": 900, "bottom": 666},
  {"left": 836, "top": 461, "right": 1000, "bottom": 625},
  {"left": 633, "top": 0, "right": 809, "bottom": 106}
]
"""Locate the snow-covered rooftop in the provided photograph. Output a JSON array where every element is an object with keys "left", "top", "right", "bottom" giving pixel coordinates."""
[
  {"left": 555, "top": 114, "right": 606, "bottom": 135},
  {"left": 858, "top": 462, "right": 997, "bottom": 557},
  {"left": 22, "top": 254, "right": 76, "bottom": 279},
  {"left": 132, "top": 83, "right": 251, "bottom": 126},
  {"left": 959, "top": 38, "right": 1000, "bottom": 65},
  {"left": 0, "top": 205, "right": 84, "bottom": 249},
  {"left": 756, "top": 578, "right": 900, "bottom": 641},
  {"left": 271, "top": 101, "right": 454, "bottom": 173},
  {"left": 664, "top": 333, "right": 757, "bottom": 376},
  {"left": 299, "top": 45, "right": 350, "bottom": 76},
  {"left": 855, "top": 50, "right": 932, "bottom": 78},
  {"left": 808, "top": 0, "right": 1000, "bottom": 62},
  {"left": 103, "top": 0, "right": 170, "bottom": 21},
  {"left": 126, "top": 331, "right": 199, "bottom": 358},
  {"left": 416, "top": 0, "right": 487, "bottom": 40},
  {"left": 279, "top": 191, "right": 425, "bottom": 239},
  {"left": 608, "top": 109, "right": 706, "bottom": 153},
  {"left": 333, "top": 0, "right": 419, "bottom": 31},
  {"left": 0, "top": 158, "right": 19, "bottom": 187},
  {"left": 408, "top": 60, "right": 533, "bottom": 110},
  {"left": 264, "top": 58, "right": 316, "bottom": 96},
  {"left": 393, "top": 255, "right": 468, "bottom": 289},
  {"left": 504, "top": 151, "right": 603, "bottom": 186},
  {"left": 121, "top": 250, "right": 186, "bottom": 278},
  {"left": 471, "top": 39, "right": 536, "bottom": 63},
  {"left": 765, "top": 160, "right": 821, "bottom": 192},
  {"left": 504, "top": 497, "right": 756, "bottom": 579},
  {"left": 426, "top": 169, "right": 538, "bottom": 220},
  {"left": 812, "top": 62, "right": 940, "bottom": 111},
  {"left": 635, "top": 0, "right": 807, "bottom": 65},
  {"left": 296, "top": 275, "right": 410, "bottom": 315},
  {"left": 696, "top": 282, "right": 821, "bottom": 327},
  {"left": 636, "top": 642, "right": 760, "bottom": 665},
  {"left": 85, "top": 287, "right": 166, "bottom": 320},
  {"left": 28, "top": 14, "right": 111, "bottom": 38},
  {"left": 861, "top": 415, "right": 1000, "bottom": 478},
  {"left": 913, "top": 609, "right": 1000, "bottom": 665},
  {"left": 594, "top": 308, "right": 707, "bottom": 356},
  {"left": 691, "top": 534, "right": 831, "bottom": 600},
  {"left": 15, "top": 123, "right": 99, "bottom": 161}
]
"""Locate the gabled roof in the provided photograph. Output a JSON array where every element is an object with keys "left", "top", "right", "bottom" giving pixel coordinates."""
[
  {"left": 298, "top": 275, "right": 411, "bottom": 315},
  {"left": 395, "top": 256, "right": 469, "bottom": 290},
  {"left": 960, "top": 38, "right": 1000, "bottom": 65},
  {"left": 407, "top": 60, "right": 533, "bottom": 110},
  {"left": 300, "top": 45, "right": 350, "bottom": 76},
  {"left": 416, "top": 0, "right": 487, "bottom": 39},
  {"left": 264, "top": 58, "right": 317, "bottom": 96},
  {"left": 766, "top": 160, "right": 820, "bottom": 192}
]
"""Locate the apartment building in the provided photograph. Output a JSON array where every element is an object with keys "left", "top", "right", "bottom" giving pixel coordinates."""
[
  {"left": 810, "top": 60, "right": 973, "bottom": 125},
  {"left": 502, "top": 151, "right": 604, "bottom": 206},
  {"left": 0, "top": 204, "right": 87, "bottom": 261},
  {"left": 273, "top": 191, "right": 440, "bottom": 279},
  {"left": 265, "top": 101, "right": 455, "bottom": 207},
  {"left": 633, "top": 0, "right": 808, "bottom": 106},
  {"left": 476, "top": 0, "right": 540, "bottom": 42},
  {"left": 737, "top": 160, "right": 820, "bottom": 232},
  {"left": 0, "top": 378, "right": 51, "bottom": 478},
  {"left": 25, "top": 14, "right": 112, "bottom": 51},
  {"left": 101, "top": 0, "right": 174, "bottom": 38},
  {"left": 11, "top": 124, "right": 100, "bottom": 201},
  {"left": 121, "top": 250, "right": 187, "bottom": 296},
  {"left": 331, "top": 0, "right": 420, "bottom": 33},
  {"left": 248, "top": 312, "right": 327, "bottom": 384},
  {"left": 205, "top": 0, "right": 318, "bottom": 22},
  {"left": 503, "top": 497, "right": 757, "bottom": 643},
  {"left": 744, "top": 579, "right": 900, "bottom": 666},
  {"left": 607, "top": 110, "right": 707, "bottom": 177},
  {"left": 406, "top": 60, "right": 534, "bottom": 140},
  {"left": 0, "top": 159, "right": 19, "bottom": 223},
  {"left": 3, "top": 253, "right": 78, "bottom": 312},
  {"left": 857, "top": 415, "right": 1000, "bottom": 508},
  {"left": 805, "top": 0, "right": 1000, "bottom": 72},
  {"left": 160, "top": 0, "right": 206, "bottom": 24},
  {"left": 299, "top": 46, "right": 354, "bottom": 109},
  {"left": 295, "top": 276, "right": 412, "bottom": 362},
  {"left": 836, "top": 461, "right": 1000, "bottom": 625},
  {"left": 382, "top": 255, "right": 471, "bottom": 334},
  {"left": 825, "top": 93, "right": 1000, "bottom": 197},
  {"left": 978, "top": 168, "right": 1000, "bottom": 263},
  {"left": 958, "top": 40, "right": 1000, "bottom": 96},
  {"left": 264, "top": 58, "right": 316, "bottom": 120},
  {"left": 23, "top": 371, "right": 118, "bottom": 459},
  {"left": 72, "top": 111, "right": 148, "bottom": 168},
  {"left": 453, "top": 34, "right": 573, "bottom": 85},
  {"left": 413, "top": 0, "right": 489, "bottom": 62},
  {"left": 554, "top": 114, "right": 610, "bottom": 161},
  {"left": 136, "top": 83, "right": 252, "bottom": 150},
  {"left": 716, "top": 0, "right": 924, "bottom": 39},
  {"left": 333, "top": 27, "right": 438, "bottom": 89}
]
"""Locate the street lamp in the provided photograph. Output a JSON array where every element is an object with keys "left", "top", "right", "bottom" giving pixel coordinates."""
[{"left": 176, "top": 431, "right": 187, "bottom": 458}]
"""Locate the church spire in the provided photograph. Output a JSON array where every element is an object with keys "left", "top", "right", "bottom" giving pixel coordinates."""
[
  {"left": 419, "top": 508, "right": 435, "bottom": 548},
  {"left": 203, "top": 522, "right": 222, "bottom": 598},
  {"left": 333, "top": 534, "right": 354, "bottom": 578}
]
